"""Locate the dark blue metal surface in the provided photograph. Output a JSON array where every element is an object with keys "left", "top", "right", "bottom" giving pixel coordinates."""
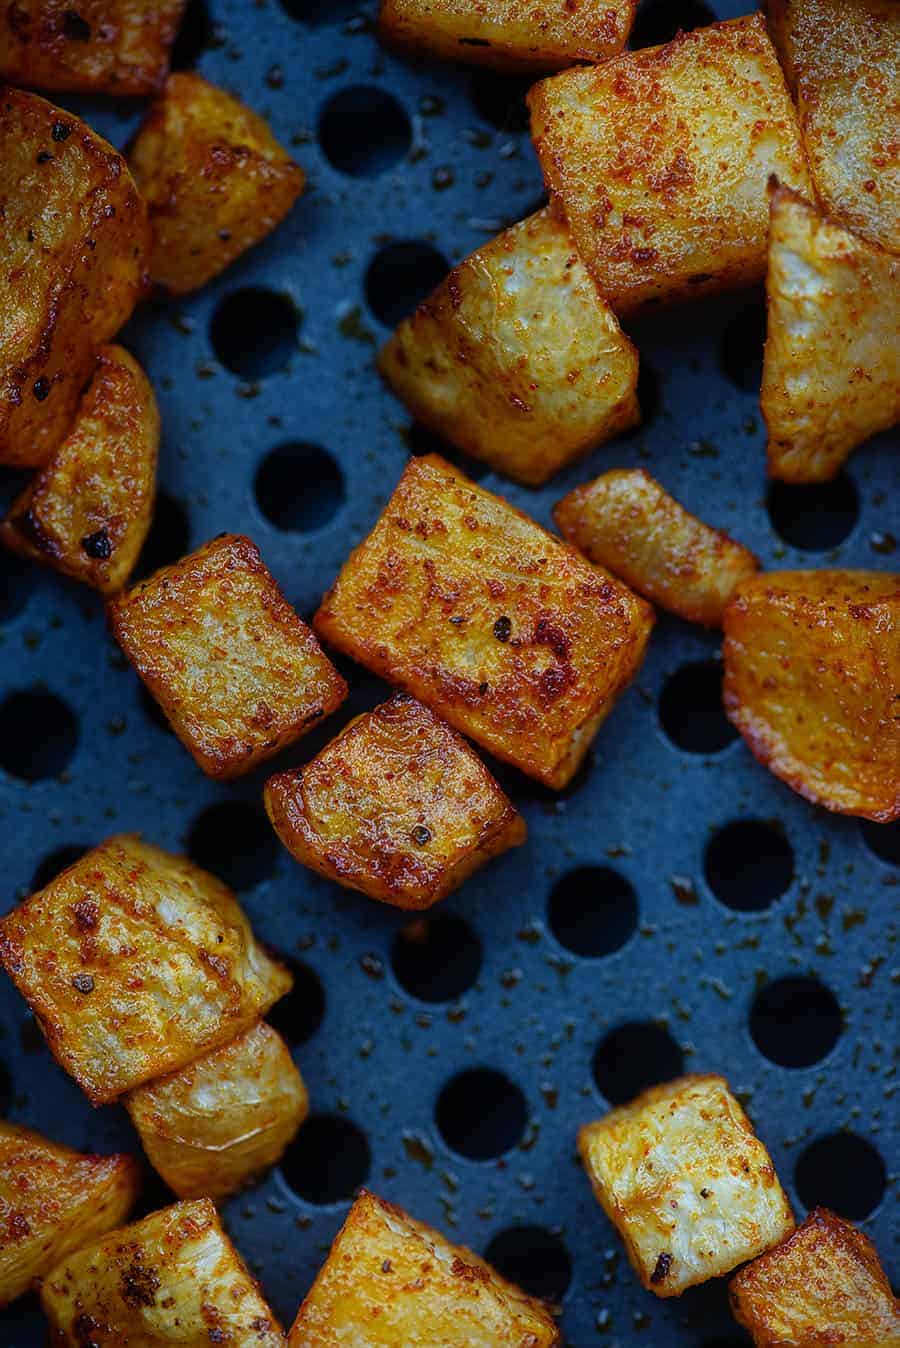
[{"left": 0, "top": 1, "right": 897, "bottom": 1342}]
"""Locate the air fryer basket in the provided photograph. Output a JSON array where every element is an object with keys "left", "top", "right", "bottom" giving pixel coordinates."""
[{"left": 0, "top": 0, "right": 896, "bottom": 1342}]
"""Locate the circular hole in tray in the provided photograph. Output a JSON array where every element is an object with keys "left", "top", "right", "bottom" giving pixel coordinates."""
[
  {"left": 280, "top": 1113, "right": 371, "bottom": 1204},
  {"left": 767, "top": 474, "right": 859, "bottom": 551},
  {"left": 186, "top": 800, "right": 279, "bottom": 891},
  {"left": 859, "top": 818, "right": 900, "bottom": 866},
  {"left": 0, "top": 690, "right": 78, "bottom": 781},
  {"left": 547, "top": 866, "right": 638, "bottom": 958},
  {"left": 795, "top": 1132, "right": 887, "bottom": 1220},
  {"left": 436, "top": 1067, "right": 528, "bottom": 1160},
  {"left": 630, "top": 0, "right": 717, "bottom": 47},
  {"left": 365, "top": 241, "right": 449, "bottom": 327},
  {"left": 267, "top": 957, "right": 326, "bottom": 1045},
  {"left": 0, "top": 552, "right": 34, "bottom": 623},
  {"left": 30, "top": 843, "right": 89, "bottom": 893},
  {"left": 391, "top": 912, "right": 482, "bottom": 1003},
  {"left": 470, "top": 71, "right": 533, "bottom": 133},
  {"left": 134, "top": 490, "right": 191, "bottom": 581},
  {"left": 592, "top": 1023, "right": 684, "bottom": 1105},
  {"left": 705, "top": 820, "right": 794, "bottom": 912},
  {"left": 318, "top": 86, "right": 412, "bottom": 177},
  {"left": 211, "top": 288, "right": 300, "bottom": 380},
  {"left": 255, "top": 443, "right": 345, "bottom": 532},
  {"left": 750, "top": 975, "right": 842, "bottom": 1068},
  {"left": 659, "top": 659, "right": 738, "bottom": 754},
  {"left": 484, "top": 1225, "right": 572, "bottom": 1303}
]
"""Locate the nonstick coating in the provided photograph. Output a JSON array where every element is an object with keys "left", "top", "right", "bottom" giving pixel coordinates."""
[{"left": 0, "top": 0, "right": 897, "bottom": 1342}]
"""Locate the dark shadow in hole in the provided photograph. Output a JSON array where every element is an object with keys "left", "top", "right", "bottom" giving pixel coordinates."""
[
  {"left": 267, "top": 956, "right": 326, "bottom": 1045},
  {"left": 133, "top": 489, "right": 191, "bottom": 581},
  {"left": 129, "top": 1161, "right": 176, "bottom": 1222},
  {"left": 630, "top": 0, "right": 717, "bottom": 48},
  {"left": 255, "top": 443, "right": 344, "bottom": 533},
  {"left": 767, "top": 474, "right": 859, "bottom": 552},
  {"left": 617, "top": 356, "right": 663, "bottom": 441},
  {"left": 794, "top": 1132, "right": 886, "bottom": 1220},
  {"left": 704, "top": 820, "right": 794, "bottom": 912},
  {"left": 436, "top": 1067, "right": 528, "bottom": 1160},
  {"left": 365, "top": 241, "right": 448, "bottom": 327},
  {"left": 406, "top": 422, "right": 490, "bottom": 481},
  {"left": 512, "top": 191, "right": 549, "bottom": 227},
  {"left": 0, "top": 1294, "right": 46, "bottom": 1346},
  {"left": 0, "top": 690, "right": 78, "bottom": 781},
  {"left": 186, "top": 799, "right": 279, "bottom": 891},
  {"left": 719, "top": 291, "right": 767, "bottom": 394},
  {"left": 280, "top": 0, "right": 365, "bottom": 25},
  {"left": 860, "top": 818, "right": 900, "bottom": 866},
  {"left": 0, "top": 1062, "right": 12, "bottom": 1115},
  {"left": 280, "top": 1113, "right": 370, "bottom": 1204},
  {"left": 750, "top": 976, "right": 842, "bottom": 1068},
  {"left": 593, "top": 1022, "right": 684, "bottom": 1104},
  {"left": 0, "top": 551, "right": 35, "bottom": 624},
  {"left": 30, "top": 843, "right": 90, "bottom": 893},
  {"left": 547, "top": 867, "right": 638, "bottom": 958},
  {"left": 0, "top": 467, "right": 30, "bottom": 510},
  {"left": 210, "top": 288, "right": 300, "bottom": 379},
  {"left": 139, "top": 683, "right": 175, "bottom": 736},
  {"left": 679, "top": 1273, "right": 750, "bottom": 1342},
  {"left": 20, "top": 1015, "right": 48, "bottom": 1056},
  {"left": 470, "top": 70, "right": 533, "bottom": 133},
  {"left": 484, "top": 1225, "right": 572, "bottom": 1303},
  {"left": 318, "top": 86, "right": 411, "bottom": 177},
  {"left": 391, "top": 912, "right": 482, "bottom": 1003},
  {"left": 488, "top": 747, "right": 595, "bottom": 806},
  {"left": 170, "top": 0, "right": 224, "bottom": 69},
  {"left": 659, "top": 659, "right": 737, "bottom": 754}
]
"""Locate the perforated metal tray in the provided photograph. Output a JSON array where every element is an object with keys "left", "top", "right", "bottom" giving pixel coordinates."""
[{"left": 0, "top": 0, "right": 897, "bottom": 1342}]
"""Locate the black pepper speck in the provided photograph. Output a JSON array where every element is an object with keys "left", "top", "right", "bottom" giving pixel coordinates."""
[
  {"left": 650, "top": 1252, "right": 672, "bottom": 1284},
  {"left": 81, "top": 528, "right": 112, "bottom": 560},
  {"left": 63, "top": 9, "right": 91, "bottom": 40}
]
